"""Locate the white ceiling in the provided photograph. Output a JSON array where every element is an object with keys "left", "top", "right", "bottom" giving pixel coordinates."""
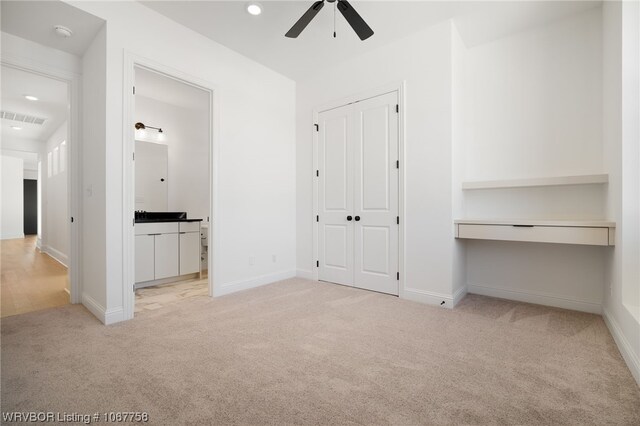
[
  {"left": 141, "top": 0, "right": 601, "bottom": 80},
  {"left": 135, "top": 67, "right": 210, "bottom": 110},
  {"left": 0, "top": 0, "right": 104, "bottom": 56},
  {"left": 1, "top": 65, "right": 68, "bottom": 142}
]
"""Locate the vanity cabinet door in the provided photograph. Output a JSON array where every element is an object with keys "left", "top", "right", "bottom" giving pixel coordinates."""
[
  {"left": 180, "top": 232, "right": 200, "bottom": 275},
  {"left": 154, "top": 233, "right": 179, "bottom": 279},
  {"left": 135, "top": 235, "right": 155, "bottom": 283}
]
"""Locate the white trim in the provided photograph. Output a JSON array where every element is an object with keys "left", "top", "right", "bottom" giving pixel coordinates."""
[
  {"left": 122, "top": 52, "right": 220, "bottom": 320},
  {"left": 82, "top": 293, "right": 125, "bottom": 325},
  {"left": 296, "top": 269, "right": 314, "bottom": 280},
  {"left": 603, "top": 307, "right": 640, "bottom": 387},
  {"left": 0, "top": 59, "right": 81, "bottom": 305},
  {"left": 43, "top": 246, "right": 68, "bottom": 267},
  {"left": 217, "top": 270, "right": 296, "bottom": 296},
  {"left": 467, "top": 283, "right": 602, "bottom": 314},
  {"left": 1, "top": 233, "right": 25, "bottom": 240},
  {"left": 104, "top": 306, "right": 125, "bottom": 325},
  {"left": 403, "top": 287, "right": 456, "bottom": 309},
  {"left": 453, "top": 286, "right": 468, "bottom": 307},
  {"left": 311, "top": 81, "right": 406, "bottom": 296},
  {"left": 82, "top": 293, "right": 106, "bottom": 324}
]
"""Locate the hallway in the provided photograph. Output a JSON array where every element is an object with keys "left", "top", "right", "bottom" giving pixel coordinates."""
[{"left": 1, "top": 236, "right": 68, "bottom": 317}]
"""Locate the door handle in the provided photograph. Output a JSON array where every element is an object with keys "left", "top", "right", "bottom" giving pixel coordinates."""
[
  {"left": 347, "top": 216, "right": 353, "bottom": 221},
  {"left": 354, "top": 216, "right": 361, "bottom": 221}
]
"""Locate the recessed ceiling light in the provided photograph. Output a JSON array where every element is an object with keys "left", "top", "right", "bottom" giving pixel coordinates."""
[
  {"left": 10, "top": 126, "right": 22, "bottom": 130},
  {"left": 54, "top": 25, "right": 73, "bottom": 38},
  {"left": 24, "top": 95, "right": 39, "bottom": 101},
  {"left": 246, "top": 2, "right": 262, "bottom": 16}
]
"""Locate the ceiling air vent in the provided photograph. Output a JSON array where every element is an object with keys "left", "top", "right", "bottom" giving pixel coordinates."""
[{"left": 1, "top": 110, "right": 47, "bottom": 125}]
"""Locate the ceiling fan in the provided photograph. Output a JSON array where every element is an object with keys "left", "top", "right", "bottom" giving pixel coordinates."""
[{"left": 285, "top": 0, "right": 374, "bottom": 41}]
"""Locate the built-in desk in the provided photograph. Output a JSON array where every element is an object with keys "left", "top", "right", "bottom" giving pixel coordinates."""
[{"left": 454, "top": 219, "right": 616, "bottom": 246}]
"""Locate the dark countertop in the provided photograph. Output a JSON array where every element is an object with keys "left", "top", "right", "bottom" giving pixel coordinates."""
[{"left": 135, "top": 218, "right": 203, "bottom": 223}]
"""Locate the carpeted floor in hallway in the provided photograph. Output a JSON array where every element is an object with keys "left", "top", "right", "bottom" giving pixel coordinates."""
[{"left": 2, "top": 278, "right": 639, "bottom": 425}]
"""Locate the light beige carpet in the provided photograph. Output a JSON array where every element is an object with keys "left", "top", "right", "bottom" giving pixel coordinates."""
[{"left": 2, "top": 278, "right": 639, "bottom": 425}]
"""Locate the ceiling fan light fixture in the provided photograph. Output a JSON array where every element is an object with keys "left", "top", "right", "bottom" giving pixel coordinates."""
[
  {"left": 246, "top": 2, "right": 262, "bottom": 16},
  {"left": 285, "top": 0, "right": 373, "bottom": 40}
]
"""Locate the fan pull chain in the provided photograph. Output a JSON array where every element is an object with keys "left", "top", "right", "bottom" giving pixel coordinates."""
[{"left": 333, "top": 1, "right": 336, "bottom": 38}]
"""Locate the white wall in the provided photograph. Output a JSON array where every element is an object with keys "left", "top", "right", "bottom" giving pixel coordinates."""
[
  {"left": 135, "top": 95, "right": 209, "bottom": 222},
  {"left": 0, "top": 31, "right": 82, "bottom": 76},
  {"left": 1, "top": 135, "right": 45, "bottom": 154},
  {"left": 81, "top": 24, "right": 108, "bottom": 312},
  {"left": 463, "top": 7, "right": 603, "bottom": 181},
  {"left": 297, "top": 21, "right": 459, "bottom": 305},
  {"left": 451, "top": 23, "right": 468, "bottom": 299},
  {"left": 1, "top": 155, "right": 24, "bottom": 240},
  {"left": 602, "top": 0, "right": 640, "bottom": 386},
  {"left": 68, "top": 0, "right": 296, "bottom": 322},
  {"left": 43, "top": 121, "right": 69, "bottom": 265},
  {"left": 458, "top": 7, "right": 607, "bottom": 313}
]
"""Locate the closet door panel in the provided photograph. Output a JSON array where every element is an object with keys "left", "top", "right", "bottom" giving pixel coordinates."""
[
  {"left": 353, "top": 92, "right": 399, "bottom": 295},
  {"left": 318, "top": 104, "right": 354, "bottom": 286}
]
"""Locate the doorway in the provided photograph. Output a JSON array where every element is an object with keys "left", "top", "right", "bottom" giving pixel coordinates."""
[
  {"left": 0, "top": 64, "right": 77, "bottom": 316},
  {"left": 24, "top": 179, "right": 37, "bottom": 235},
  {"left": 313, "top": 86, "right": 404, "bottom": 296},
  {"left": 124, "top": 58, "right": 216, "bottom": 318}
]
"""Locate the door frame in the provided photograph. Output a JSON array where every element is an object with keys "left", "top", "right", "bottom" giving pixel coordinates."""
[
  {"left": 312, "top": 81, "right": 406, "bottom": 297},
  {"left": 0, "top": 58, "right": 82, "bottom": 304},
  {"left": 122, "top": 52, "right": 220, "bottom": 320}
]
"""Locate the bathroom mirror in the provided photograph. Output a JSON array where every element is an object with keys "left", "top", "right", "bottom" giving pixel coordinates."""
[{"left": 135, "top": 140, "right": 168, "bottom": 211}]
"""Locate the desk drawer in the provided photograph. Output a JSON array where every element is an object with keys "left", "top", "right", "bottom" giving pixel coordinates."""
[{"left": 457, "top": 224, "right": 610, "bottom": 246}]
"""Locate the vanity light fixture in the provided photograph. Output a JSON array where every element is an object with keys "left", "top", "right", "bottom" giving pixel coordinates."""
[
  {"left": 135, "top": 122, "right": 164, "bottom": 141},
  {"left": 24, "top": 95, "right": 39, "bottom": 101},
  {"left": 246, "top": 2, "right": 262, "bottom": 16}
]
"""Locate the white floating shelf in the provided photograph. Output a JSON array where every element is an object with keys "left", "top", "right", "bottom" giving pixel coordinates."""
[
  {"left": 461, "top": 174, "right": 609, "bottom": 190},
  {"left": 454, "top": 219, "right": 616, "bottom": 246}
]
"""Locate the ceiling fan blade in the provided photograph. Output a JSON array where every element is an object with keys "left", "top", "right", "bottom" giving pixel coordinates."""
[
  {"left": 285, "top": 1, "right": 325, "bottom": 38},
  {"left": 337, "top": 0, "right": 373, "bottom": 40}
]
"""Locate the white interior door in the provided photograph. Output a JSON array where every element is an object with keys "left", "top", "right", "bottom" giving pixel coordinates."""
[
  {"left": 353, "top": 92, "right": 399, "bottom": 295},
  {"left": 317, "top": 91, "right": 399, "bottom": 295},
  {"left": 318, "top": 103, "right": 354, "bottom": 286}
]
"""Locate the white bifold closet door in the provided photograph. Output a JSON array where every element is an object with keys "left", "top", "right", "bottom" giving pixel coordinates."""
[{"left": 318, "top": 91, "right": 399, "bottom": 296}]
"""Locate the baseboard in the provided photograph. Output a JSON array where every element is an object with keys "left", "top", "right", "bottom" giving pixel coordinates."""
[
  {"left": 402, "top": 287, "right": 455, "bottom": 309},
  {"left": 43, "top": 246, "right": 68, "bottom": 267},
  {"left": 296, "top": 269, "right": 313, "bottom": 280},
  {"left": 603, "top": 307, "right": 640, "bottom": 387},
  {"left": 82, "top": 293, "right": 125, "bottom": 325},
  {"left": 216, "top": 270, "right": 296, "bottom": 297},
  {"left": 82, "top": 293, "right": 106, "bottom": 324},
  {"left": 104, "top": 306, "right": 125, "bottom": 325},
  {"left": 467, "top": 283, "right": 602, "bottom": 314},
  {"left": 1, "top": 233, "right": 24, "bottom": 240},
  {"left": 453, "top": 286, "right": 468, "bottom": 307}
]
